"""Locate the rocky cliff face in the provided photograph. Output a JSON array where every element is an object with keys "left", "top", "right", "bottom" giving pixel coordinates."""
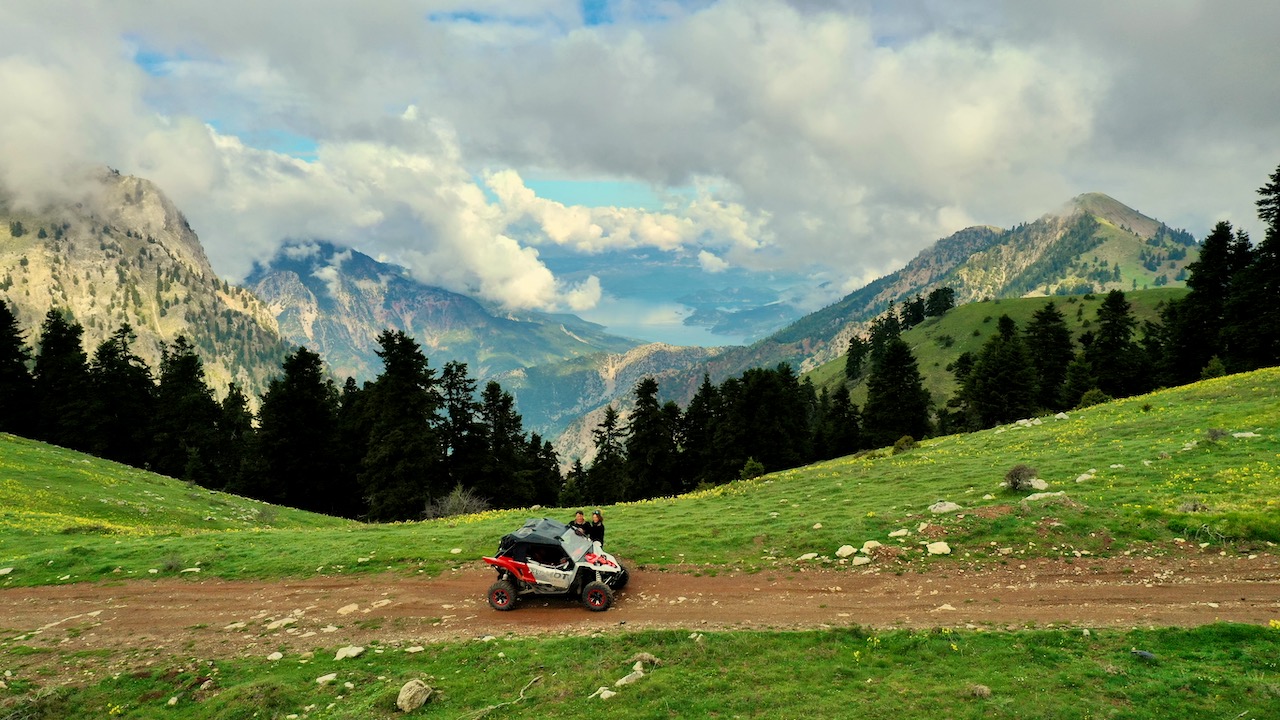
[{"left": 0, "top": 169, "right": 288, "bottom": 398}]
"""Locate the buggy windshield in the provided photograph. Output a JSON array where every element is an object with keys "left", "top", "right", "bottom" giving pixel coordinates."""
[{"left": 559, "top": 526, "right": 594, "bottom": 561}]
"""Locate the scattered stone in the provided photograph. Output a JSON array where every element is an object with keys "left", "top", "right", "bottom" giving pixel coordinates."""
[
  {"left": 615, "top": 668, "right": 644, "bottom": 686},
  {"left": 981, "top": 494, "right": 995, "bottom": 500},
  {"left": 796, "top": 552, "right": 819, "bottom": 561},
  {"left": 180, "top": 568, "right": 201, "bottom": 573},
  {"left": 267, "top": 652, "right": 284, "bottom": 661},
  {"left": 929, "top": 501, "right": 962, "bottom": 514},
  {"left": 1075, "top": 473, "right": 1094, "bottom": 483},
  {"left": 0, "top": 568, "right": 13, "bottom": 576},
  {"left": 335, "top": 646, "right": 365, "bottom": 660},
  {"left": 926, "top": 541, "right": 952, "bottom": 555},
  {"left": 223, "top": 622, "right": 246, "bottom": 630},
  {"left": 835, "top": 545, "right": 856, "bottom": 558},
  {"left": 316, "top": 673, "right": 338, "bottom": 685},
  {"left": 888, "top": 529, "right": 910, "bottom": 538},
  {"left": 934, "top": 603, "right": 956, "bottom": 612},
  {"left": 337, "top": 604, "right": 359, "bottom": 615},
  {"left": 1028, "top": 478, "right": 1049, "bottom": 491},
  {"left": 396, "top": 679, "right": 433, "bottom": 711},
  {"left": 406, "top": 646, "right": 425, "bottom": 654},
  {"left": 626, "top": 652, "right": 663, "bottom": 667},
  {"left": 851, "top": 556, "right": 871, "bottom": 566},
  {"left": 1110, "top": 464, "right": 1125, "bottom": 469},
  {"left": 1054, "top": 412, "right": 1069, "bottom": 420},
  {"left": 589, "top": 687, "right": 617, "bottom": 700},
  {"left": 265, "top": 617, "right": 296, "bottom": 630},
  {"left": 481, "top": 635, "right": 497, "bottom": 642},
  {"left": 1082, "top": 629, "right": 1091, "bottom": 637},
  {"left": 450, "top": 548, "right": 463, "bottom": 555},
  {"left": 168, "top": 696, "right": 179, "bottom": 706},
  {"left": 1023, "top": 491, "right": 1066, "bottom": 503},
  {"left": 812, "top": 522, "right": 823, "bottom": 529},
  {"left": 0, "top": 680, "right": 7, "bottom": 690},
  {"left": 970, "top": 684, "right": 992, "bottom": 698}
]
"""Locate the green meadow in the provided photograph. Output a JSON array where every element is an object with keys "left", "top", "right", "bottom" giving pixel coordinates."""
[{"left": 2, "top": 367, "right": 1279, "bottom": 718}]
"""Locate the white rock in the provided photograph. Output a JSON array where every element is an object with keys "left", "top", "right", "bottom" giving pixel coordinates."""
[
  {"left": 615, "top": 669, "right": 644, "bottom": 686},
  {"left": 265, "top": 617, "right": 295, "bottom": 630},
  {"left": 0, "top": 567, "right": 13, "bottom": 576},
  {"left": 334, "top": 646, "right": 364, "bottom": 660},
  {"left": 1024, "top": 491, "right": 1066, "bottom": 503},
  {"left": 796, "top": 552, "right": 819, "bottom": 561},
  {"left": 337, "top": 604, "right": 359, "bottom": 615},
  {"left": 589, "top": 687, "right": 617, "bottom": 700},
  {"left": 267, "top": 652, "right": 283, "bottom": 661},
  {"left": 1055, "top": 412, "right": 1070, "bottom": 420},
  {"left": 929, "top": 501, "right": 962, "bottom": 514},
  {"left": 396, "top": 679, "right": 433, "bottom": 712},
  {"left": 934, "top": 604, "right": 956, "bottom": 611},
  {"left": 812, "top": 523, "right": 823, "bottom": 529},
  {"left": 223, "top": 622, "right": 246, "bottom": 630},
  {"left": 1028, "top": 478, "right": 1049, "bottom": 490},
  {"left": 851, "top": 556, "right": 872, "bottom": 566},
  {"left": 926, "top": 541, "right": 952, "bottom": 555},
  {"left": 1075, "top": 474, "right": 1094, "bottom": 483},
  {"left": 406, "top": 646, "right": 424, "bottom": 653},
  {"left": 835, "top": 545, "right": 856, "bottom": 558},
  {"left": 982, "top": 494, "right": 995, "bottom": 500},
  {"left": 450, "top": 548, "right": 463, "bottom": 554},
  {"left": 861, "top": 540, "right": 883, "bottom": 553},
  {"left": 888, "top": 529, "right": 910, "bottom": 538},
  {"left": 1110, "top": 464, "right": 1124, "bottom": 469},
  {"left": 180, "top": 567, "right": 201, "bottom": 573},
  {"left": 316, "top": 673, "right": 338, "bottom": 685},
  {"left": 1233, "top": 432, "right": 1260, "bottom": 438}
]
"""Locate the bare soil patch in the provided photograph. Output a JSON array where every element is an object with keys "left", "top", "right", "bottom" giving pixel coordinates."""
[{"left": 3, "top": 552, "right": 1278, "bottom": 679}]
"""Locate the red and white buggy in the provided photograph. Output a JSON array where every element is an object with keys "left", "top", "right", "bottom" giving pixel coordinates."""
[{"left": 483, "top": 517, "right": 629, "bottom": 612}]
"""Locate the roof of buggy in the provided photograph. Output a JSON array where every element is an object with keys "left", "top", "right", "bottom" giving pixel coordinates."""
[{"left": 501, "top": 517, "right": 572, "bottom": 547}]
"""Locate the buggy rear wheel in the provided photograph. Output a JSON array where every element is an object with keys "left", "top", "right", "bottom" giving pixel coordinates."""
[
  {"left": 488, "top": 579, "right": 517, "bottom": 611},
  {"left": 582, "top": 580, "right": 614, "bottom": 612}
]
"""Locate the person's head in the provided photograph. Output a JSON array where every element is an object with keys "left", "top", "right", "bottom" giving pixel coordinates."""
[
  {"left": 575, "top": 510, "right": 585, "bottom": 522},
  {"left": 592, "top": 511, "right": 603, "bottom": 523}
]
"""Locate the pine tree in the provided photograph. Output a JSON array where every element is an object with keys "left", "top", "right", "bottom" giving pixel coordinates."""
[
  {"left": 0, "top": 300, "right": 35, "bottom": 436},
  {"left": 440, "top": 361, "right": 488, "bottom": 497},
  {"left": 1024, "top": 302, "right": 1074, "bottom": 410},
  {"left": 680, "top": 374, "right": 720, "bottom": 489},
  {"left": 924, "top": 287, "right": 956, "bottom": 317},
  {"left": 958, "top": 315, "right": 1038, "bottom": 428},
  {"left": 86, "top": 324, "right": 155, "bottom": 468},
  {"left": 587, "top": 406, "right": 628, "bottom": 504},
  {"left": 1087, "top": 290, "right": 1149, "bottom": 397},
  {"left": 215, "top": 382, "right": 255, "bottom": 492},
  {"left": 1221, "top": 164, "right": 1280, "bottom": 371},
  {"left": 249, "top": 347, "right": 343, "bottom": 513},
  {"left": 862, "top": 336, "right": 931, "bottom": 447},
  {"left": 477, "top": 380, "right": 535, "bottom": 507},
  {"left": 823, "top": 384, "right": 860, "bottom": 458},
  {"left": 624, "top": 377, "right": 679, "bottom": 500},
  {"left": 359, "top": 331, "right": 444, "bottom": 521},
  {"left": 844, "top": 335, "right": 870, "bottom": 381},
  {"left": 149, "top": 336, "right": 221, "bottom": 483},
  {"left": 32, "top": 309, "right": 92, "bottom": 451}
]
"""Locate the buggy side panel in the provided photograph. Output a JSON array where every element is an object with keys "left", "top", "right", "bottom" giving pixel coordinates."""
[{"left": 484, "top": 555, "right": 535, "bottom": 584}]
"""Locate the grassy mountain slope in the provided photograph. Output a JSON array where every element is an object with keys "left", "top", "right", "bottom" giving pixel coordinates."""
[
  {"left": 807, "top": 287, "right": 1188, "bottom": 405},
  {"left": 3, "top": 370, "right": 1277, "bottom": 717},
  {"left": 3, "top": 365, "right": 1276, "bottom": 588}
]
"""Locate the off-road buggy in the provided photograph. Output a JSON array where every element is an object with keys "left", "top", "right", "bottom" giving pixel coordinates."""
[{"left": 483, "top": 517, "right": 629, "bottom": 612}]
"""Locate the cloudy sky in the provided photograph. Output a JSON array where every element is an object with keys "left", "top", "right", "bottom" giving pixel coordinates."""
[{"left": 2, "top": 1, "right": 1278, "bottom": 344}]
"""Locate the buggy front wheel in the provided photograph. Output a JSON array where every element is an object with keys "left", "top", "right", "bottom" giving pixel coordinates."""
[
  {"left": 582, "top": 580, "right": 614, "bottom": 612},
  {"left": 488, "top": 579, "right": 517, "bottom": 611}
]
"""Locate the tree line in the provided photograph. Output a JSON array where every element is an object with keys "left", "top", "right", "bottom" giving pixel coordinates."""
[{"left": 0, "top": 318, "right": 561, "bottom": 521}]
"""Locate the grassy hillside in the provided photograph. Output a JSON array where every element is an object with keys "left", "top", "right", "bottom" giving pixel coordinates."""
[
  {"left": 3, "top": 361, "right": 1276, "bottom": 589},
  {"left": 2, "top": 369, "right": 1278, "bottom": 718},
  {"left": 807, "top": 287, "right": 1188, "bottom": 405}
]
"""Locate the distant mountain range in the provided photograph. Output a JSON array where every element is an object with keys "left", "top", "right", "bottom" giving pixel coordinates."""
[{"left": 1, "top": 171, "right": 1199, "bottom": 465}]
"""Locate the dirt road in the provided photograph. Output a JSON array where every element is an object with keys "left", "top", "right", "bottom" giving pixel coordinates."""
[{"left": 3, "top": 553, "right": 1278, "bottom": 675}]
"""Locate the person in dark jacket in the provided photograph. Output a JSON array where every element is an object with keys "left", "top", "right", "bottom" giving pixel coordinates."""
[
  {"left": 568, "top": 510, "right": 590, "bottom": 536},
  {"left": 587, "top": 510, "right": 605, "bottom": 546}
]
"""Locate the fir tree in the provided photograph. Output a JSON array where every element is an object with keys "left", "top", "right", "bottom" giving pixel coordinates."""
[
  {"left": 0, "top": 300, "right": 35, "bottom": 436},
  {"left": 150, "top": 336, "right": 221, "bottom": 484},
  {"left": 958, "top": 315, "right": 1038, "bottom": 428},
  {"left": 86, "top": 324, "right": 155, "bottom": 468},
  {"left": 1024, "top": 301, "right": 1074, "bottom": 410},
  {"left": 587, "top": 405, "right": 628, "bottom": 504},
  {"left": 624, "top": 377, "right": 679, "bottom": 500},
  {"left": 862, "top": 336, "right": 931, "bottom": 447},
  {"left": 32, "top": 309, "right": 92, "bottom": 451}
]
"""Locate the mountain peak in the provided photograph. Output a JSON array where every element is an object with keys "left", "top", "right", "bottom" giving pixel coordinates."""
[{"left": 1052, "top": 192, "right": 1161, "bottom": 240}]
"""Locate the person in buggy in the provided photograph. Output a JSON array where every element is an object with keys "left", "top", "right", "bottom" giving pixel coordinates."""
[{"left": 484, "top": 517, "right": 628, "bottom": 612}]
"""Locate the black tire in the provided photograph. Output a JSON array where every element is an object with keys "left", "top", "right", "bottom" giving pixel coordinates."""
[
  {"left": 582, "top": 580, "right": 614, "bottom": 612},
  {"left": 611, "top": 565, "right": 629, "bottom": 590},
  {"left": 488, "top": 579, "right": 517, "bottom": 611}
]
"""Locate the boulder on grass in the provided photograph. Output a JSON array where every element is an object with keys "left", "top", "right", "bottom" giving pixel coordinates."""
[{"left": 397, "top": 679, "right": 433, "bottom": 712}]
